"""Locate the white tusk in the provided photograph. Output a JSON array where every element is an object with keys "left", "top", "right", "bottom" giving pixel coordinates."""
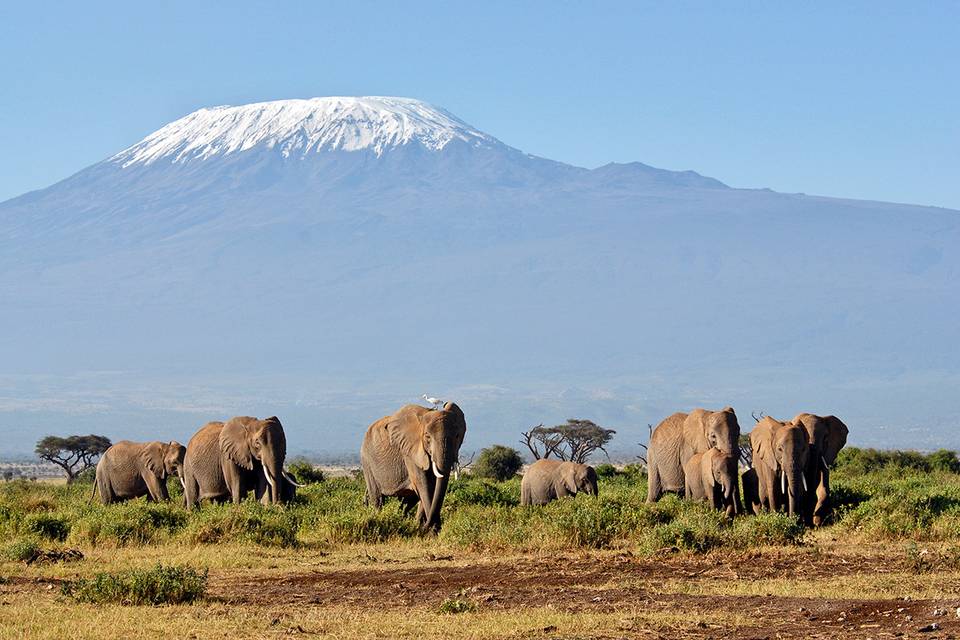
[
  {"left": 264, "top": 469, "right": 276, "bottom": 488},
  {"left": 780, "top": 469, "right": 786, "bottom": 495},
  {"left": 282, "top": 470, "right": 304, "bottom": 487},
  {"left": 179, "top": 477, "right": 185, "bottom": 490},
  {"left": 432, "top": 459, "right": 444, "bottom": 479},
  {"left": 822, "top": 455, "right": 828, "bottom": 470},
  {"left": 802, "top": 474, "right": 808, "bottom": 492}
]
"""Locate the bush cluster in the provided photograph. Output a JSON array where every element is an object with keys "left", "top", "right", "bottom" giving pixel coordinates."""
[
  {"left": 835, "top": 447, "right": 960, "bottom": 475},
  {"left": 471, "top": 445, "right": 524, "bottom": 481},
  {"left": 61, "top": 563, "right": 207, "bottom": 605},
  {"left": 2, "top": 462, "right": 960, "bottom": 555}
]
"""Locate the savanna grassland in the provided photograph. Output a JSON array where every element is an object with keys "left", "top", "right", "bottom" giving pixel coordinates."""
[{"left": 3, "top": 456, "right": 960, "bottom": 639}]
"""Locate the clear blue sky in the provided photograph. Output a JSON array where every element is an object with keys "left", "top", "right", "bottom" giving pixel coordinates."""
[{"left": 1, "top": 1, "right": 957, "bottom": 208}]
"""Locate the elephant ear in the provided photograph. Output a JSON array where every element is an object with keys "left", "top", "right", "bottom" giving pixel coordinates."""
[
  {"left": 220, "top": 419, "right": 254, "bottom": 471},
  {"left": 442, "top": 401, "right": 464, "bottom": 419},
  {"left": 751, "top": 420, "right": 777, "bottom": 473},
  {"left": 822, "top": 416, "right": 849, "bottom": 466},
  {"left": 139, "top": 442, "right": 165, "bottom": 476},
  {"left": 387, "top": 407, "right": 430, "bottom": 471},
  {"left": 560, "top": 464, "right": 579, "bottom": 493}
]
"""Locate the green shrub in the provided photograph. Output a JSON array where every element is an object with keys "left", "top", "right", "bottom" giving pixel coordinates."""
[
  {"left": 638, "top": 505, "right": 728, "bottom": 553},
  {"left": 70, "top": 502, "right": 187, "bottom": 547},
  {"left": 322, "top": 506, "right": 419, "bottom": 544},
  {"left": 835, "top": 447, "right": 960, "bottom": 475},
  {"left": 437, "top": 591, "right": 476, "bottom": 614},
  {"left": 4, "top": 539, "right": 40, "bottom": 562},
  {"left": 445, "top": 477, "right": 519, "bottom": 508},
  {"left": 546, "top": 495, "right": 625, "bottom": 548},
  {"left": 471, "top": 446, "right": 524, "bottom": 481},
  {"left": 25, "top": 513, "right": 70, "bottom": 541},
  {"left": 731, "top": 512, "right": 805, "bottom": 547},
  {"left": 287, "top": 458, "right": 326, "bottom": 484},
  {"left": 61, "top": 563, "right": 207, "bottom": 605},
  {"left": 594, "top": 463, "right": 618, "bottom": 478},
  {"left": 183, "top": 502, "right": 298, "bottom": 547}
]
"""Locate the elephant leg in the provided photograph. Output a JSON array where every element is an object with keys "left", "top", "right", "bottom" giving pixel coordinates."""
[
  {"left": 142, "top": 472, "right": 169, "bottom": 502},
  {"left": 222, "top": 463, "right": 245, "bottom": 504},
  {"left": 520, "top": 482, "right": 531, "bottom": 506},
  {"left": 362, "top": 468, "right": 384, "bottom": 510},
  {"left": 647, "top": 460, "right": 662, "bottom": 503},
  {"left": 813, "top": 468, "right": 830, "bottom": 526},
  {"left": 184, "top": 472, "right": 199, "bottom": 510},
  {"left": 398, "top": 495, "right": 418, "bottom": 517}
]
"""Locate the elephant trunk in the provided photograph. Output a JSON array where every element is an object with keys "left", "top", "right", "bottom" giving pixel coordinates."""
[
  {"left": 787, "top": 466, "right": 805, "bottom": 517},
  {"left": 724, "top": 483, "right": 738, "bottom": 515},
  {"left": 261, "top": 454, "right": 284, "bottom": 504},
  {"left": 426, "top": 473, "right": 449, "bottom": 531}
]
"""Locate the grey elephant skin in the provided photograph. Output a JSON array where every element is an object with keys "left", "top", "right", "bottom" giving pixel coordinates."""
[
  {"left": 520, "top": 459, "right": 598, "bottom": 506},
  {"left": 92, "top": 440, "right": 186, "bottom": 504},
  {"left": 750, "top": 416, "right": 810, "bottom": 517},
  {"left": 360, "top": 402, "right": 466, "bottom": 532},
  {"left": 683, "top": 447, "right": 740, "bottom": 516},
  {"left": 646, "top": 407, "right": 741, "bottom": 502},
  {"left": 183, "top": 416, "right": 288, "bottom": 509},
  {"left": 791, "top": 413, "right": 848, "bottom": 526}
]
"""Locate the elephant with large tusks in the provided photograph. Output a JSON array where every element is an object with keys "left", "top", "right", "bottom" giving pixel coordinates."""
[
  {"left": 683, "top": 447, "right": 740, "bottom": 516},
  {"left": 646, "top": 407, "right": 741, "bottom": 503},
  {"left": 360, "top": 402, "right": 466, "bottom": 532},
  {"left": 91, "top": 440, "right": 186, "bottom": 504},
  {"left": 520, "top": 459, "right": 598, "bottom": 506},
  {"left": 750, "top": 416, "right": 810, "bottom": 518},
  {"left": 791, "top": 413, "right": 848, "bottom": 526},
  {"left": 183, "top": 416, "right": 292, "bottom": 509}
]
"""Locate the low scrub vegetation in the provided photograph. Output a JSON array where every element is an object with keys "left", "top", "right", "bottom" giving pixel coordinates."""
[
  {"left": 61, "top": 563, "right": 207, "bottom": 605},
  {"left": 1, "top": 461, "right": 959, "bottom": 558}
]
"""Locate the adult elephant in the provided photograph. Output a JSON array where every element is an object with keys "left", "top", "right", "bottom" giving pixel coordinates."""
[
  {"left": 646, "top": 407, "right": 741, "bottom": 503},
  {"left": 360, "top": 402, "right": 466, "bottom": 532},
  {"left": 520, "top": 459, "right": 598, "bottom": 506},
  {"left": 183, "top": 416, "right": 287, "bottom": 509},
  {"left": 91, "top": 440, "right": 186, "bottom": 504},
  {"left": 791, "top": 413, "right": 848, "bottom": 526},
  {"left": 683, "top": 448, "right": 740, "bottom": 516},
  {"left": 750, "top": 416, "right": 810, "bottom": 518}
]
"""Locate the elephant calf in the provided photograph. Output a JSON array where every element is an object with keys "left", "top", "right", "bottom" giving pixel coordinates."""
[
  {"left": 683, "top": 447, "right": 740, "bottom": 516},
  {"left": 520, "top": 459, "right": 598, "bottom": 506},
  {"left": 92, "top": 440, "right": 186, "bottom": 504}
]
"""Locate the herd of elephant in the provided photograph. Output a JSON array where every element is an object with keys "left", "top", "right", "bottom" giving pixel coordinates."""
[
  {"left": 646, "top": 408, "right": 849, "bottom": 526},
  {"left": 90, "top": 402, "right": 848, "bottom": 533}
]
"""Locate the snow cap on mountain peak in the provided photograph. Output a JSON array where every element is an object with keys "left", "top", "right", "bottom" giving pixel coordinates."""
[{"left": 111, "top": 96, "right": 500, "bottom": 167}]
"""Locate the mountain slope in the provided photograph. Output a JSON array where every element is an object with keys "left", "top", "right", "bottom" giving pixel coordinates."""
[{"left": 0, "top": 96, "right": 957, "bottom": 455}]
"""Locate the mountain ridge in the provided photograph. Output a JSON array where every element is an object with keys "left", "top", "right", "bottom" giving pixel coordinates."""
[{"left": 0, "top": 96, "right": 957, "bottom": 455}]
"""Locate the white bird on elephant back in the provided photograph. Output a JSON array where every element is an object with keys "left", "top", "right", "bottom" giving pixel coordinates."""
[{"left": 421, "top": 394, "right": 443, "bottom": 410}]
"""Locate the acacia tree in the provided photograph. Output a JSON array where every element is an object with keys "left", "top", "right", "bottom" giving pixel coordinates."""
[
  {"left": 35, "top": 434, "right": 112, "bottom": 483},
  {"left": 520, "top": 424, "right": 564, "bottom": 460},
  {"left": 521, "top": 419, "right": 616, "bottom": 464}
]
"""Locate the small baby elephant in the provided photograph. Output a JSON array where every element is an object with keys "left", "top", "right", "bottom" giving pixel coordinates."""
[
  {"left": 92, "top": 440, "right": 186, "bottom": 504},
  {"left": 521, "top": 459, "right": 599, "bottom": 506},
  {"left": 683, "top": 447, "right": 741, "bottom": 516}
]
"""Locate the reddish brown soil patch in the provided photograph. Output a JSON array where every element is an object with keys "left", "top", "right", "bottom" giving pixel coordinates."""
[{"left": 208, "top": 552, "right": 960, "bottom": 638}]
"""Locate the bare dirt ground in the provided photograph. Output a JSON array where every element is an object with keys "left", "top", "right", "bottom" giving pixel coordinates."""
[
  {"left": 204, "top": 549, "right": 958, "bottom": 639},
  {"left": 3, "top": 545, "right": 958, "bottom": 639}
]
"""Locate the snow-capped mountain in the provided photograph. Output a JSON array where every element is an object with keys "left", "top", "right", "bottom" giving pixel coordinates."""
[
  {"left": 111, "top": 97, "right": 502, "bottom": 166},
  {"left": 0, "top": 96, "right": 958, "bottom": 455}
]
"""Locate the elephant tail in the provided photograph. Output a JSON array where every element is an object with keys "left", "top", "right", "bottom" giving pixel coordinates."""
[{"left": 88, "top": 478, "right": 99, "bottom": 504}]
